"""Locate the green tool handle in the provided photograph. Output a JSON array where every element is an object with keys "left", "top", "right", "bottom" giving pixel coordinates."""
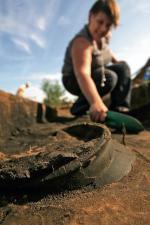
[{"left": 105, "top": 111, "right": 144, "bottom": 133}]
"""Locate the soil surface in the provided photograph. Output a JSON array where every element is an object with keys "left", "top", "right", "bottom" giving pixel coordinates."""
[{"left": 0, "top": 91, "right": 150, "bottom": 225}]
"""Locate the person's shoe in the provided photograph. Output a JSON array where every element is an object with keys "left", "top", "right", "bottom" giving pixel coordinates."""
[
  {"left": 116, "top": 106, "right": 130, "bottom": 113},
  {"left": 70, "top": 96, "right": 89, "bottom": 116},
  {"left": 109, "top": 105, "right": 130, "bottom": 114}
]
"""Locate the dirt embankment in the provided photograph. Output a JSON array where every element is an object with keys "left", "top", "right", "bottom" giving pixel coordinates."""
[
  {"left": 0, "top": 90, "right": 57, "bottom": 150},
  {"left": 0, "top": 90, "right": 37, "bottom": 141}
]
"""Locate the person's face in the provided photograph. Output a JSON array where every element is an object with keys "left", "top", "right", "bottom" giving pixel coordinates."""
[{"left": 89, "top": 11, "right": 112, "bottom": 42}]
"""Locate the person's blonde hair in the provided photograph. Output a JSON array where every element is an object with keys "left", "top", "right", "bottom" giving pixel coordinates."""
[{"left": 89, "top": 0, "right": 120, "bottom": 27}]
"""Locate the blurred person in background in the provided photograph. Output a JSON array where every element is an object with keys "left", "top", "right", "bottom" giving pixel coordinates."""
[
  {"left": 16, "top": 82, "right": 47, "bottom": 123},
  {"left": 16, "top": 82, "right": 31, "bottom": 97}
]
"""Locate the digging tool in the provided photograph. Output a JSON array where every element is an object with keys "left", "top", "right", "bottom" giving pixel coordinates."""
[{"left": 105, "top": 110, "right": 144, "bottom": 133}]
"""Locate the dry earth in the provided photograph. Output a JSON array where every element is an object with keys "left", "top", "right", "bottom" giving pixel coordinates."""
[{"left": 0, "top": 90, "right": 150, "bottom": 225}]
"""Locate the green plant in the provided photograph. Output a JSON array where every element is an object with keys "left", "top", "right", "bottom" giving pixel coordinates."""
[{"left": 41, "top": 79, "right": 65, "bottom": 107}]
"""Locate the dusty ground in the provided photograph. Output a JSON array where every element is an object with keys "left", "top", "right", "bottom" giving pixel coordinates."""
[{"left": 0, "top": 106, "right": 150, "bottom": 225}]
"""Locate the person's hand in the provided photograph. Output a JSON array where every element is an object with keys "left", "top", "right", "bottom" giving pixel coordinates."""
[{"left": 89, "top": 101, "right": 108, "bottom": 122}]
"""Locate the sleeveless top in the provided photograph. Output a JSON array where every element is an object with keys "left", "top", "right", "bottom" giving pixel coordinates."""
[{"left": 62, "top": 25, "right": 112, "bottom": 77}]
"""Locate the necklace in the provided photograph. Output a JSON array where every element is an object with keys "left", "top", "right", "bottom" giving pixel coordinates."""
[
  {"left": 101, "top": 57, "right": 106, "bottom": 87},
  {"left": 93, "top": 40, "right": 106, "bottom": 87}
]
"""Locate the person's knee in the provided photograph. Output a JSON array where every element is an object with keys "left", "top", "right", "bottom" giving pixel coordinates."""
[
  {"left": 119, "top": 61, "right": 129, "bottom": 68},
  {"left": 119, "top": 61, "right": 131, "bottom": 78},
  {"left": 110, "top": 72, "right": 118, "bottom": 89},
  {"left": 103, "top": 71, "right": 118, "bottom": 94}
]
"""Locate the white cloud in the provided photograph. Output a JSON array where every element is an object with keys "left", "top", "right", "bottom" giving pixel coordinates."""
[
  {"left": 23, "top": 86, "right": 46, "bottom": 103},
  {"left": 0, "top": 0, "right": 68, "bottom": 53},
  {"left": 28, "top": 72, "right": 76, "bottom": 101},
  {"left": 119, "top": 0, "right": 150, "bottom": 15},
  {"left": 0, "top": 16, "right": 46, "bottom": 48},
  {"left": 29, "top": 72, "right": 62, "bottom": 82},
  {"left": 1, "top": 72, "right": 62, "bottom": 83},
  {"left": 115, "top": 35, "right": 150, "bottom": 74},
  {"left": 36, "top": 17, "right": 46, "bottom": 30},
  {"left": 0, "top": 17, "right": 26, "bottom": 34},
  {"left": 11, "top": 38, "right": 31, "bottom": 54},
  {"left": 30, "top": 33, "right": 45, "bottom": 48},
  {"left": 130, "top": 1, "right": 150, "bottom": 14},
  {"left": 58, "top": 16, "right": 71, "bottom": 26}
]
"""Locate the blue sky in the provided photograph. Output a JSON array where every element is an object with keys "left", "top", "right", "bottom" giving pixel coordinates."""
[{"left": 0, "top": 0, "right": 150, "bottom": 95}]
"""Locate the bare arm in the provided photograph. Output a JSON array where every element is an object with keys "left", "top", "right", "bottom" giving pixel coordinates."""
[
  {"left": 110, "top": 49, "right": 120, "bottom": 64},
  {"left": 71, "top": 37, "right": 108, "bottom": 122}
]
